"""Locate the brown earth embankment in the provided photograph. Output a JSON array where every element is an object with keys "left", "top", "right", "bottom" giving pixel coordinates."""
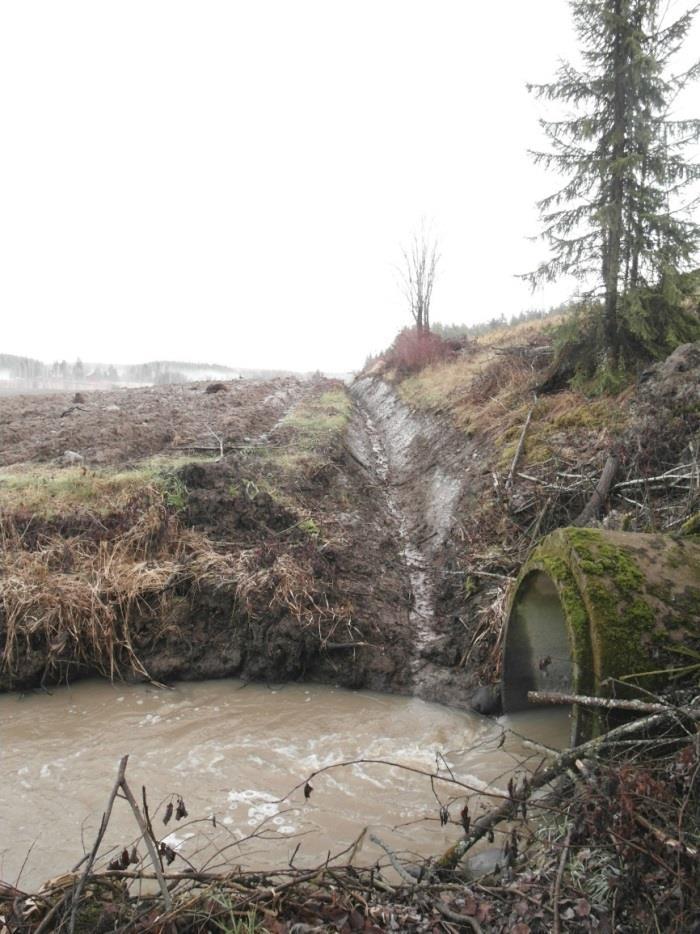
[{"left": 0, "top": 376, "right": 415, "bottom": 697}]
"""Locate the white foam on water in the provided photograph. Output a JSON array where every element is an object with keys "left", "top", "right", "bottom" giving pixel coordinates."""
[
  {"left": 0, "top": 677, "right": 548, "bottom": 890},
  {"left": 162, "top": 831, "right": 194, "bottom": 851},
  {"left": 351, "top": 763, "right": 388, "bottom": 789},
  {"left": 138, "top": 713, "right": 162, "bottom": 727}
]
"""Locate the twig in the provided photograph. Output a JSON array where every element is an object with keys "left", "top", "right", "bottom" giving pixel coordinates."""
[
  {"left": 517, "top": 472, "right": 550, "bottom": 485},
  {"left": 506, "top": 399, "right": 536, "bottom": 494},
  {"left": 552, "top": 825, "right": 572, "bottom": 934},
  {"left": 466, "top": 569, "right": 516, "bottom": 581},
  {"left": 205, "top": 426, "right": 225, "bottom": 461},
  {"left": 634, "top": 813, "right": 698, "bottom": 858},
  {"left": 614, "top": 467, "right": 694, "bottom": 488},
  {"left": 119, "top": 774, "right": 174, "bottom": 911},
  {"left": 368, "top": 834, "right": 420, "bottom": 884},
  {"left": 65, "top": 756, "right": 129, "bottom": 934},
  {"left": 432, "top": 897, "right": 484, "bottom": 932},
  {"left": 527, "top": 496, "right": 551, "bottom": 546}
]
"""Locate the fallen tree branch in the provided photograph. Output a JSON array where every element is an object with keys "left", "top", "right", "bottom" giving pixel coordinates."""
[
  {"left": 119, "top": 773, "right": 173, "bottom": 912},
  {"left": 435, "top": 706, "right": 694, "bottom": 872},
  {"left": 40, "top": 757, "right": 128, "bottom": 934},
  {"left": 552, "top": 824, "right": 573, "bottom": 934},
  {"left": 494, "top": 344, "right": 553, "bottom": 360},
  {"left": 369, "top": 834, "right": 420, "bottom": 884},
  {"left": 466, "top": 569, "right": 516, "bottom": 582},
  {"left": 431, "top": 897, "right": 484, "bottom": 932},
  {"left": 506, "top": 399, "right": 536, "bottom": 494},
  {"left": 634, "top": 813, "right": 698, "bottom": 859},
  {"left": 527, "top": 690, "right": 686, "bottom": 715},
  {"left": 614, "top": 465, "right": 695, "bottom": 489}
]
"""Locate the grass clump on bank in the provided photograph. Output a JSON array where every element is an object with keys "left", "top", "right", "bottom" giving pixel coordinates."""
[
  {"left": 0, "top": 456, "right": 206, "bottom": 519},
  {"left": 280, "top": 388, "right": 353, "bottom": 449},
  {"left": 0, "top": 497, "right": 181, "bottom": 686},
  {"left": 393, "top": 317, "right": 629, "bottom": 469}
]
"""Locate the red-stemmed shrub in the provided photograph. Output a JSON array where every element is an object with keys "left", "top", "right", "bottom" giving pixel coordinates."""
[{"left": 383, "top": 328, "right": 458, "bottom": 375}]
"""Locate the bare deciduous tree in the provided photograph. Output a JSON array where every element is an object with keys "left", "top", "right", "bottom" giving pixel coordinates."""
[{"left": 398, "top": 222, "right": 440, "bottom": 332}]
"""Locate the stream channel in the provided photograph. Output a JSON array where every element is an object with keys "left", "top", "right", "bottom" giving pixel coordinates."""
[{"left": 0, "top": 679, "right": 571, "bottom": 889}]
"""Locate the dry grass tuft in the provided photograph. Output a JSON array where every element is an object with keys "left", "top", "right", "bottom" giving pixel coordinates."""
[
  {"left": 0, "top": 504, "right": 182, "bottom": 683},
  {"left": 0, "top": 477, "right": 350, "bottom": 687}
]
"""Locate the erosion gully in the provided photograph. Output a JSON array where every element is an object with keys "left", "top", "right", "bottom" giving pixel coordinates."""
[
  {"left": 0, "top": 378, "right": 571, "bottom": 888},
  {"left": 348, "top": 379, "right": 461, "bottom": 680}
]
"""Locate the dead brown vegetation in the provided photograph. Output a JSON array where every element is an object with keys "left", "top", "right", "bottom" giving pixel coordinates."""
[
  {"left": 0, "top": 487, "right": 356, "bottom": 691},
  {"left": 0, "top": 377, "right": 396, "bottom": 693}
]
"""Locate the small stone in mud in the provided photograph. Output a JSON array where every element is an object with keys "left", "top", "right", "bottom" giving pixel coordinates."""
[
  {"left": 469, "top": 684, "right": 502, "bottom": 716},
  {"left": 463, "top": 846, "right": 504, "bottom": 880}
]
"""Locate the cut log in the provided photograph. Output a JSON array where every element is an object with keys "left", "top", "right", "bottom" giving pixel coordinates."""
[
  {"left": 506, "top": 399, "right": 536, "bottom": 494},
  {"left": 573, "top": 453, "right": 619, "bottom": 526}
]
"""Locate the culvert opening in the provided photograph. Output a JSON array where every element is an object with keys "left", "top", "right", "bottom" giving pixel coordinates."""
[
  {"left": 502, "top": 571, "right": 575, "bottom": 729},
  {"left": 500, "top": 527, "right": 700, "bottom": 745}
]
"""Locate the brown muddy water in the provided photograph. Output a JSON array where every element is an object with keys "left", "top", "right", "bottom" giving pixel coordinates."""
[{"left": 0, "top": 680, "right": 572, "bottom": 889}]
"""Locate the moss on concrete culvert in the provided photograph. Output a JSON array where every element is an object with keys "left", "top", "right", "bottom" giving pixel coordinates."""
[
  {"left": 681, "top": 512, "right": 700, "bottom": 537},
  {"left": 502, "top": 527, "right": 700, "bottom": 741}
]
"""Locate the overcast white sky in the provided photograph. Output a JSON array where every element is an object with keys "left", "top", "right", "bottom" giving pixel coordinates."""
[{"left": 1, "top": 1, "right": 698, "bottom": 373}]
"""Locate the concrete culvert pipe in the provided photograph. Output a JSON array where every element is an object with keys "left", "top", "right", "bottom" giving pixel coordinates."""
[{"left": 501, "top": 527, "right": 700, "bottom": 744}]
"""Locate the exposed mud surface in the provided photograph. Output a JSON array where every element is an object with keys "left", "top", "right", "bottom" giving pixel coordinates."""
[
  {"left": 0, "top": 371, "right": 493, "bottom": 709},
  {"left": 0, "top": 376, "right": 311, "bottom": 467},
  {"left": 146, "top": 454, "right": 415, "bottom": 694},
  {"left": 349, "top": 377, "right": 481, "bottom": 706},
  {"left": 0, "top": 376, "right": 422, "bottom": 699}
]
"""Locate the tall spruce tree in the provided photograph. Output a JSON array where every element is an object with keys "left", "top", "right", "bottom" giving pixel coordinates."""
[{"left": 527, "top": 0, "right": 700, "bottom": 367}]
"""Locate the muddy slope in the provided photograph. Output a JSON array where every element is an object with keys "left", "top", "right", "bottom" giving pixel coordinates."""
[
  {"left": 0, "top": 373, "right": 492, "bottom": 707},
  {"left": 0, "top": 377, "right": 418, "bottom": 697},
  {"left": 144, "top": 451, "right": 417, "bottom": 695},
  {"left": 349, "top": 376, "right": 483, "bottom": 706}
]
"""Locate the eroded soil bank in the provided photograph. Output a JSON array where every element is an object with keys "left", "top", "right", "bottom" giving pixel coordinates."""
[
  {"left": 4, "top": 339, "right": 699, "bottom": 709},
  {"left": 0, "top": 376, "right": 420, "bottom": 699}
]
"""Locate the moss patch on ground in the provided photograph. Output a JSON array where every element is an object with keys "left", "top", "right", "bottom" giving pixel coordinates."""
[{"left": 496, "top": 394, "right": 629, "bottom": 471}]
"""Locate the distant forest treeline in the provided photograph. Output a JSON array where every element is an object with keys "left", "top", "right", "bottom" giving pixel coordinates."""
[
  {"left": 0, "top": 355, "right": 242, "bottom": 385},
  {"left": 431, "top": 303, "right": 570, "bottom": 341}
]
